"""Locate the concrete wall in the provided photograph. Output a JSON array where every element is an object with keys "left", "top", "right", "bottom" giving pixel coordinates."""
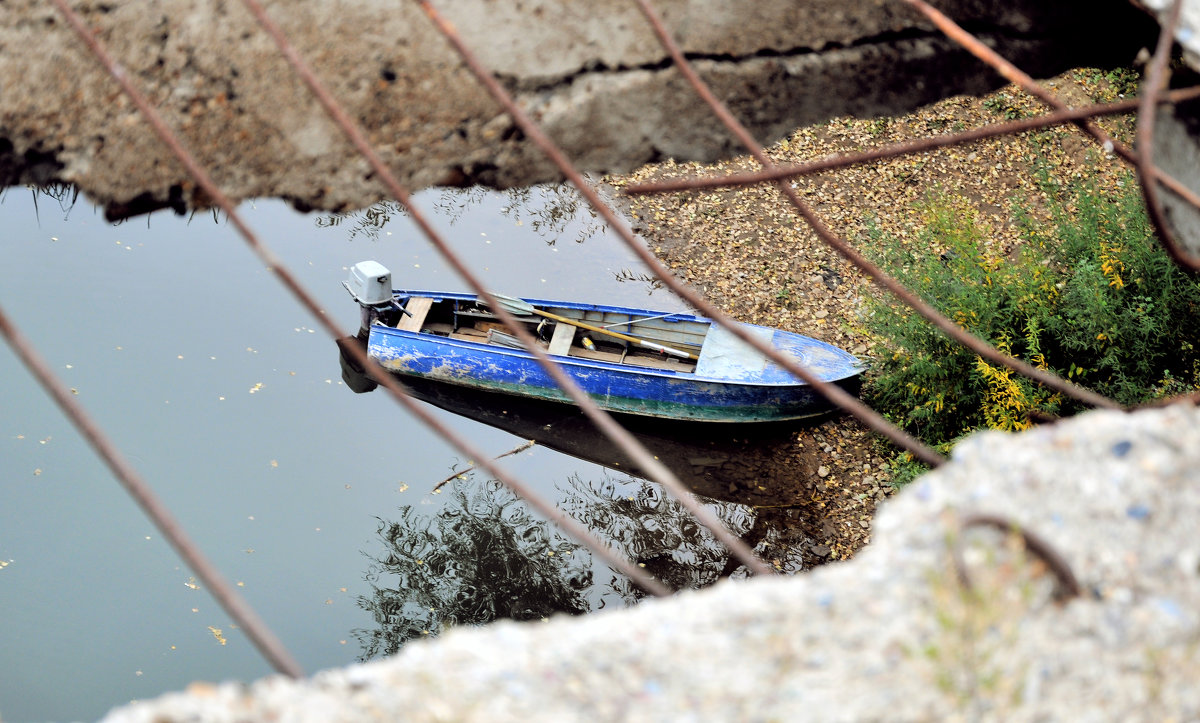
[{"left": 1, "top": 0, "right": 1157, "bottom": 218}]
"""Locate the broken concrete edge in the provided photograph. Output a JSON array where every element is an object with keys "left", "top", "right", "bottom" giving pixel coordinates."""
[
  {"left": 1137, "top": 0, "right": 1200, "bottom": 68},
  {"left": 1, "top": 0, "right": 1158, "bottom": 220},
  {"left": 99, "top": 401, "right": 1200, "bottom": 721}
]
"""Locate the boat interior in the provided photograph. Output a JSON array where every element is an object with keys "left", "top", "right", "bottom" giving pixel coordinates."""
[{"left": 390, "top": 295, "right": 707, "bottom": 372}]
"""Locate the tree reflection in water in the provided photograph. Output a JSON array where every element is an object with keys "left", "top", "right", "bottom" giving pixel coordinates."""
[
  {"left": 557, "top": 472, "right": 756, "bottom": 606},
  {"left": 355, "top": 469, "right": 782, "bottom": 660},
  {"left": 355, "top": 476, "right": 593, "bottom": 659},
  {"left": 314, "top": 183, "right": 603, "bottom": 246}
]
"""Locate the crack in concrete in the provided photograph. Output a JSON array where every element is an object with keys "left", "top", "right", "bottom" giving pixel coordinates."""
[{"left": 503, "top": 24, "right": 1066, "bottom": 96}]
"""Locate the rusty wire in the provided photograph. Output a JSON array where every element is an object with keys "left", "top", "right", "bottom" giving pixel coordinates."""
[
  {"left": 238, "top": 0, "right": 772, "bottom": 577},
  {"left": 622, "top": 0, "right": 1121, "bottom": 418},
  {"left": 50, "top": 0, "right": 678, "bottom": 603},
  {"left": 43, "top": 0, "right": 308, "bottom": 679},
  {"left": 1137, "top": 0, "right": 1200, "bottom": 270},
  {"left": 23, "top": 0, "right": 1200, "bottom": 685},
  {"left": 414, "top": 0, "right": 945, "bottom": 467},
  {"left": 953, "top": 512, "right": 1083, "bottom": 603},
  {"left": 905, "top": 0, "right": 1200, "bottom": 237}
]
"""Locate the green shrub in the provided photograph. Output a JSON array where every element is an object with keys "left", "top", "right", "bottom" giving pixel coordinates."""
[
  {"left": 861, "top": 177, "right": 1200, "bottom": 472},
  {"left": 1034, "top": 181, "right": 1200, "bottom": 405},
  {"left": 861, "top": 194, "right": 1059, "bottom": 446}
]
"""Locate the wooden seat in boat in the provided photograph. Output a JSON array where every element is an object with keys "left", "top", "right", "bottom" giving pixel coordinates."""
[
  {"left": 547, "top": 322, "right": 576, "bottom": 356},
  {"left": 397, "top": 297, "right": 434, "bottom": 332}
]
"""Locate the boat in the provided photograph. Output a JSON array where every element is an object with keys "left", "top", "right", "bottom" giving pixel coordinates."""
[
  {"left": 338, "top": 335, "right": 838, "bottom": 506},
  {"left": 343, "top": 260, "right": 863, "bottom": 423}
]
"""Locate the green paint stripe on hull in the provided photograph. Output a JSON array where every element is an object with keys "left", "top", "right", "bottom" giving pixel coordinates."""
[{"left": 397, "top": 370, "right": 835, "bottom": 423}]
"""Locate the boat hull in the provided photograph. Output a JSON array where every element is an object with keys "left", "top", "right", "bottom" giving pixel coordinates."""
[{"left": 364, "top": 293, "right": 862, "bottom": 423}]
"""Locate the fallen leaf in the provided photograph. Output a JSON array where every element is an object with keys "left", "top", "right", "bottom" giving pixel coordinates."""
[{"left": 208, "top": 626, "right": 226, "bottom": 646}]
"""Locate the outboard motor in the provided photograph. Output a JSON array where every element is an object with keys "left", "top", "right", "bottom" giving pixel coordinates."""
[{"left": 343, "top": 260, "right": 405, "bottom": 329}]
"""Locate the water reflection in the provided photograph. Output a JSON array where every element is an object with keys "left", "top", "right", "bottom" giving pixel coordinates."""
[
  {"left": 355, "top": 477, "right": 593, "bottom": 658},
  {"left": 315, "top": 184, "right": 604, "bottom": 246},
  {"left": 9, "top": 183, "right": 79, "bottom": 223},
  {"left": 0, "top": 181, "right": 690, "bottom": 721},
  {"left": 557, "top": 473, "right": 758, "bottom": 594},
  {"left": 339, "top": 336, "right": 818, "bottom": 658},
  {"left": 354, "top": 470, "right": 768, "bottom": 660}
]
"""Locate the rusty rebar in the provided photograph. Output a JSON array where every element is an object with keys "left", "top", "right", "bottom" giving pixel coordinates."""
[
  {"left": 954, "top": 512, "right": 1082, "bottom": 603},
  {"left": 46, "top": 0, "right": 306, "bottom": 679},
  {"left": 50, "top": 0, "right": 674, "bottom": 608},
  {"left": 629, "top": 0, "right": 1119, "bottom": 416},
  {"left": 904, "top": 0, "right": 1200, "bottom": 226},
  {"left": 415, "top": 0, "right": 946, "bottom": 467}
]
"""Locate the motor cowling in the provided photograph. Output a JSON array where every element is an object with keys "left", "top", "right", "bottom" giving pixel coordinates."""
[
  {"left": 343, "top": 260, "right": 392, "bottom": 306},
  {"left": 343, "top": 260, "right": 403, "bottom": 328}
]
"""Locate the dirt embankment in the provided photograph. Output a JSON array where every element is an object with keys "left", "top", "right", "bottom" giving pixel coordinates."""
[{"left": 610, "top": 69, "right": 1139, "bottom": 563}]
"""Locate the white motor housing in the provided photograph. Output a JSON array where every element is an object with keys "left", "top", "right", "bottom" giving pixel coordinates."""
[{"left": 343, "top": 260, "right": 393, "bottom": 306}]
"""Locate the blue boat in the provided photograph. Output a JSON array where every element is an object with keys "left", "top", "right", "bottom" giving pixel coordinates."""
[{"left": 344, "top": 261, "right": 863, "bottom": 423}]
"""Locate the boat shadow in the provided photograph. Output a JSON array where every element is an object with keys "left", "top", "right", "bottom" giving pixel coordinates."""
[{"left": 337, "top": 335, "right": 833, "bottom": 507}]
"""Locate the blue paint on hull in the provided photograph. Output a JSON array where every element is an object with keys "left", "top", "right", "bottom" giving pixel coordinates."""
[{"left": 366, "top": 291, "right": 863, "bottom": 423}]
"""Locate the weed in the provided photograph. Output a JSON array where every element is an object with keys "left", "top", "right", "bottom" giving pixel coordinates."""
[
  {"left": 859, "top": 171, "right": 1200, "bottom": 460},
  {"left": 982, "top": 93, "right": 1026, "bottom": 120}
]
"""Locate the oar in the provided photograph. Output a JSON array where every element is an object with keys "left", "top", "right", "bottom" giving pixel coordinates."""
[{"left": 485, "top": 293, "right": 699, "bottom": 360}]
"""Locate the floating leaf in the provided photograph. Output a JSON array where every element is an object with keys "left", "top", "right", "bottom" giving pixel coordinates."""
[{"left": 208, "top": 626, "right": 226, "bottom": 645}]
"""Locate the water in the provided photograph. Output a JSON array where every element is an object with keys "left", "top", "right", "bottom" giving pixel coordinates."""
[{"left": 0, "top": 185, "right": 800, "bottom": 721}]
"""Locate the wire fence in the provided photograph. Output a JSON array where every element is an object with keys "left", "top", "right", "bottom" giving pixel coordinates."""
[{"left": 5, "top": 0, "right": 1198, "bottom": 681}]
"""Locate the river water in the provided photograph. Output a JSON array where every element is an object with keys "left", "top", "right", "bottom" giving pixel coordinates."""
[{"left": 0, "top": 185, "right": 804, "bottom": 721}]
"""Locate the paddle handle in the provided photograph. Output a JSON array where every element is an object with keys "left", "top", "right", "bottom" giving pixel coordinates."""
[{"left": 532, "top": 308, "right": 698, "bottom": 360}]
